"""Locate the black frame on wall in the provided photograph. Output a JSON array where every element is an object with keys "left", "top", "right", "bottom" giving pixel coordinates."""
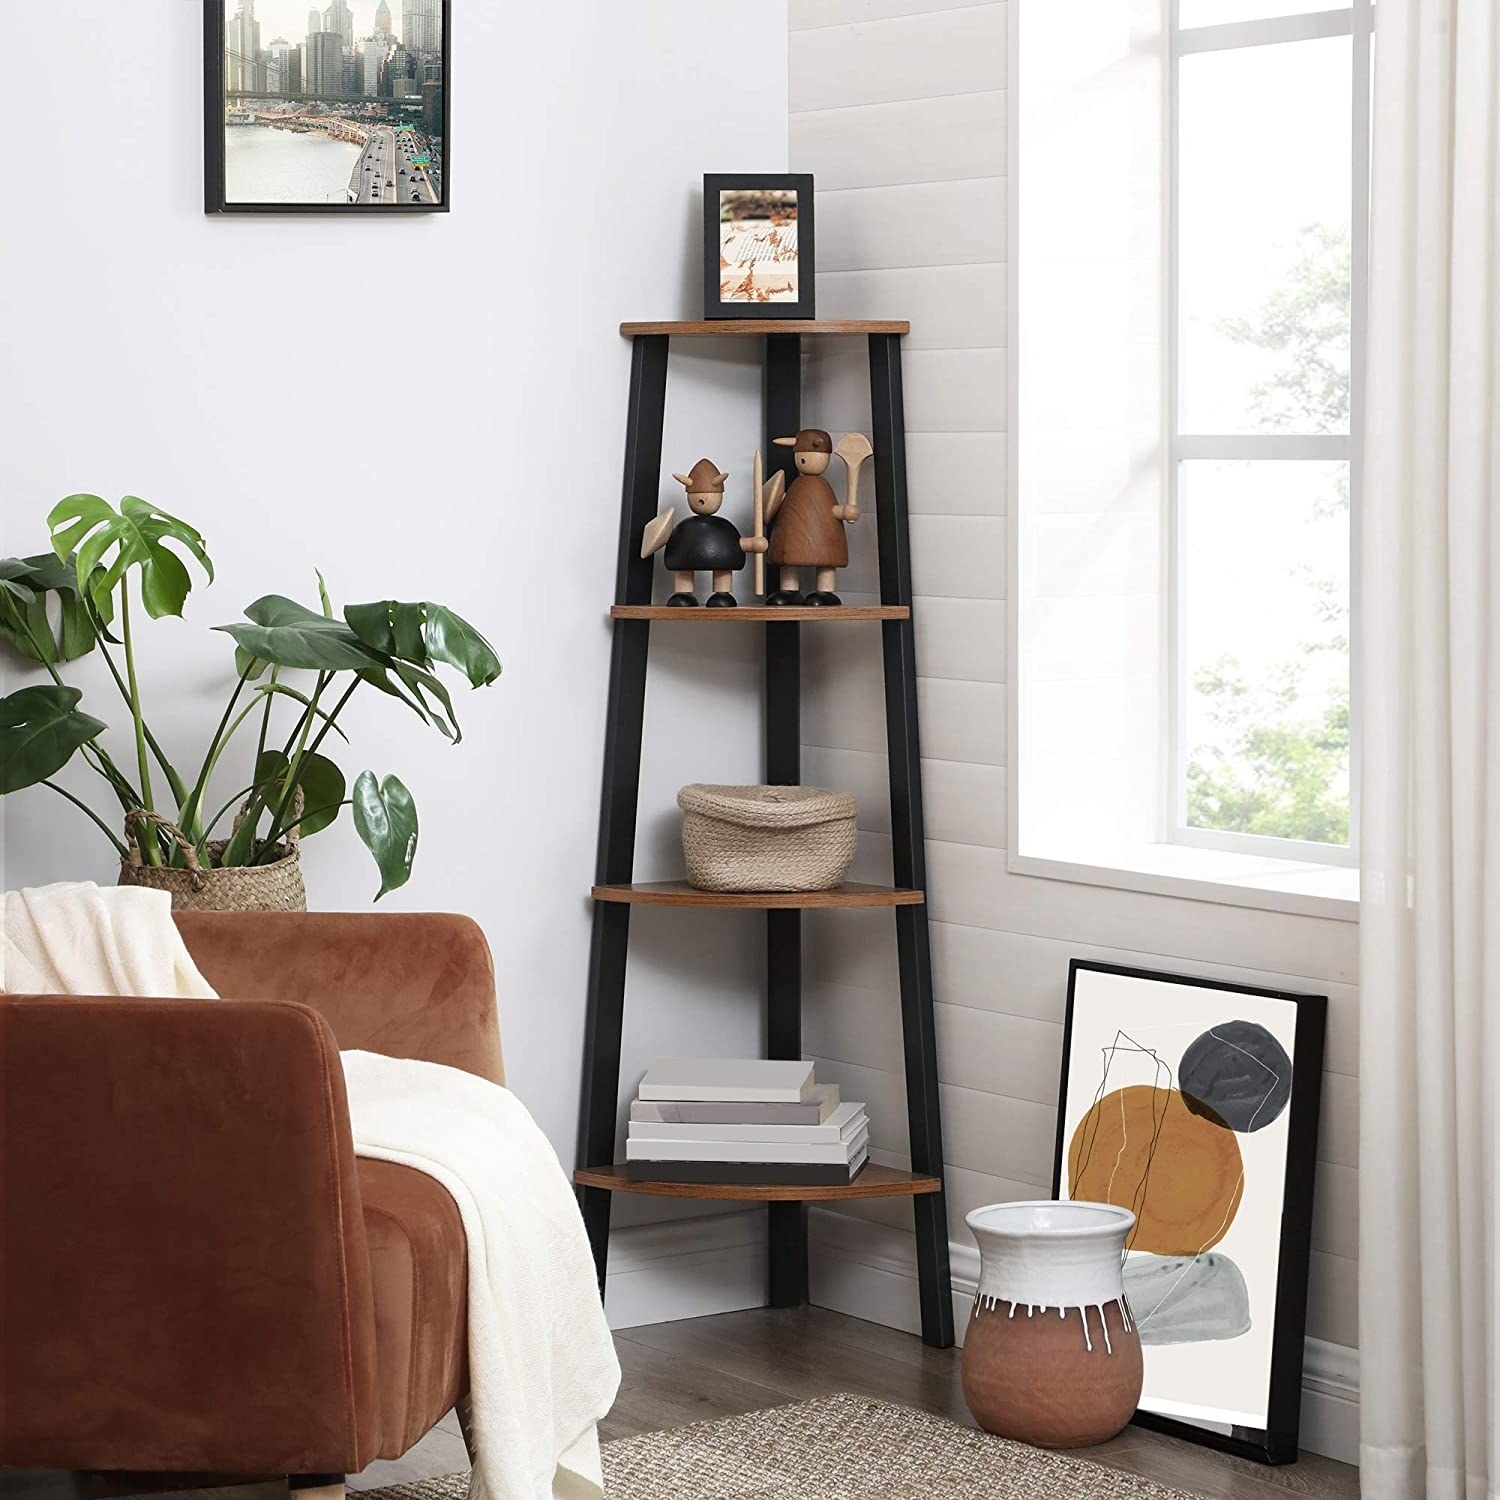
[
  {"left": 1052, "top": 959, "right": 1326, "bottom": 1466},
  {"left": 203, "top": 0, "right": 453, "bottom": 215},
  {"left": 703, "top": 172, "right": 816, "bottom": 320}
]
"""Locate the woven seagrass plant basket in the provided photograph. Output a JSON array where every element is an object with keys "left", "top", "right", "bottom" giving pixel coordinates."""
[
  {"left": 117, "top": 806, "right": 307, "bottom": 914},
  {"left": 678, "top": 783, "right": 858, "bottom": 893}
]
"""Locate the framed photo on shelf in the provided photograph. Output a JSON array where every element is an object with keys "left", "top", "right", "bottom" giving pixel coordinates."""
[
  {"left": 703, "top": 173, "right": 815, "bottom": 320},
  {"left": 204, "top": 0, "right": 451, "bottom": 214},
  {"left": 1052, "top": 960, "right": 1326, "bottom": 1465}
]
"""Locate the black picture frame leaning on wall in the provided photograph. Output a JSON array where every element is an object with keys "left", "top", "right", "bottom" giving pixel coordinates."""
[
  {"left": 1051, "top": 960, "right": 1326, "bottom": 1466},
  {"left": 204, "top": 0, "right": 452, "bottom": 214},
  {"left": 703, "top": 173, "right": 816, "bottom": 320}
]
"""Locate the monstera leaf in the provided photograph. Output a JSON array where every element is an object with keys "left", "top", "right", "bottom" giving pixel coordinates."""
[
  {"left": 214, "top": 595, "right": 386, "bottom": 672},
  {"left": 48, "top": 496, "right": 212, "bottom": 621},
  {"left": 234, "top": 646, "right": 270, "bottom": 682},
  {"left": 0, "top": 685, "right": 107, "bottom": 794},
  {"left": 352, "top": 771, "right": 418, "bottom": 900},
  {"left": 0, "top": 559, "right": 36, "bottom": 606},
  {"left": 345, "top": 600, "right": 502, "bottom": 689},
  {"left": 252, "top": 747, "right": 347, "bottom": 839},
  {"left": 294, "top": 753, "right": 347, "bottom": 838},
  {"left": 0, "top": 554, "right": 97, "bottom": 664}
]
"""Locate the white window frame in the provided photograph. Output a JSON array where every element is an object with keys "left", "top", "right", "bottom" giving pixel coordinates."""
[
  {"left": 1166, "top": 1, "right": 1372, "bottom": 870},
  {"left": 1005, "top": 0, "right": 1369, "bottom": 919}
]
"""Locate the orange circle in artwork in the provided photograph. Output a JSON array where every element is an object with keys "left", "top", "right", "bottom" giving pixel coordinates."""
[{"left": 1067, "top": 1085, "right": 1243, "bottom": 1256}]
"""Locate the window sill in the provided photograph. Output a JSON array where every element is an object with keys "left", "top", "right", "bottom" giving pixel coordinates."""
[{"left": 1008, "top": 840, "right": 1359, "bottom": 922}]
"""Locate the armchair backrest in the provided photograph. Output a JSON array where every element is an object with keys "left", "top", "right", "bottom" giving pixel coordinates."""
[{"left": 176, "top": 911, "right": 504, "bottom": 1085}]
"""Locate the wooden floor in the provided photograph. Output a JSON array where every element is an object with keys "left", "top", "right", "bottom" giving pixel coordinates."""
[{"left": 2, "top": 1307, "right": 1361, "bottom": 1500}]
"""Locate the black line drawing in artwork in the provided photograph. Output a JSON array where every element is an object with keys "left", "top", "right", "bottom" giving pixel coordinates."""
[{"left": 1069, "top": 1030, "right": 1174, "bottom": 1257}]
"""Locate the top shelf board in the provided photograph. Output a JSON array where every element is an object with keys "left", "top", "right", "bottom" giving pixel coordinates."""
[{"left": 620, "top": 320, "right": 910, "bottom": 338}]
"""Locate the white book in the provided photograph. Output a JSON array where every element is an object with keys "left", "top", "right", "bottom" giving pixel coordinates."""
[
  {"left": 630, "top": 1084, "right": 840, "bottom": 1126},
  {"left": 629, "top": 1101, "right": 867, "bottom": 1146},
  {"left": 626, "top": 1126, "right": 870, "bottom": 1166},
  {"left": 638, "top": 1057, "right": 816, "bottom": 1104}
]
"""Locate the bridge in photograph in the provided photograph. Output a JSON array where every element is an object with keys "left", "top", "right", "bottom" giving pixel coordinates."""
[{"left": 225, "top": 89, "right": 423, "bottom": 107}]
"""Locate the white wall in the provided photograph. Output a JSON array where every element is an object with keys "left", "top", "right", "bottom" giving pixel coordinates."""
[
  {"left": 788, "top": 0, "right": 1360, "bottom": 1461},
  {"left": 0, "top": 1, "right": 789, "bottom": 1189}
]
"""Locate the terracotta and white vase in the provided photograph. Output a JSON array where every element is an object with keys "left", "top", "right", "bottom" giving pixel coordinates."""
[{"left": 961, "top": 1201, "right": 1143, "bottom": 1448}]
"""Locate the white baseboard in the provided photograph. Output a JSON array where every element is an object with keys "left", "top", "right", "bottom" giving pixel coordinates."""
[
  {"left": 807, "top": 1208, "right": 1360, "bottom": 1467},
  {"left": 604, "top": 1209, "right": 767, "bottom": 1330},
  {"left": 1300, "top": 1336, "right": 1360, "bottom": 1466}
]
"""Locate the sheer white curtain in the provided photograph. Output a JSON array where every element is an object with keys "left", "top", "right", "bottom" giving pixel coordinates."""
[{"left": 1358, "top": 0, "right": 1500, "bottom": 1495}]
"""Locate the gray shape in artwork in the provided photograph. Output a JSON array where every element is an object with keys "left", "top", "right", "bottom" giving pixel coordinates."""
[
  {"left": 1124, "top": 1252, "right": 1252, "bottom": 1346},
  {"left": 1179, "top": 1018, "right": 1293, "bottom": 1133}
]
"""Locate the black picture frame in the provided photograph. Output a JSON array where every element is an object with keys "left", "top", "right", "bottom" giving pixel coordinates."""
[
  {"left": 204, "top": 0, "right": 452, "bottom": 214},
  {"left": 1051, "top": 959, "right": 1326, "bottom": 1466},
  {"left": 703, "top": 173, "right": 816, "bottom": 320}
]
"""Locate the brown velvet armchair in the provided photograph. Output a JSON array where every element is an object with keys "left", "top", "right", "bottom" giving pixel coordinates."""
[{"left": 0, "top": 911, "right": 503, "bottom": 1495}]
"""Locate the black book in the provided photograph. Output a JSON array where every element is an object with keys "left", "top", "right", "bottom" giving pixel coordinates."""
[{"left": 625, "top": 1148, "right": 869, "bottom": 1188}]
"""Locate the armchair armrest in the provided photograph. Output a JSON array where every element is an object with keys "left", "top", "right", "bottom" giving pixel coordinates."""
[
  {"left": 175, "top": 913, "right": 504, "bottom": 1086},
  {"left": 0, "top": 996, "right": 380, "bottom": 1475}
]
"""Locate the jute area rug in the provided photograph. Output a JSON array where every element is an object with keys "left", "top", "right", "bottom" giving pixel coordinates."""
[{"left": 364, "top": 1392, "right": 1197, "bottom": 1499}]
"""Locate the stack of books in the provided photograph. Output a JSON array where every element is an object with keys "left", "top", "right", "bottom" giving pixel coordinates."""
[{"left": 626, "top": 1058, "right": 869, "bottom": 1186}]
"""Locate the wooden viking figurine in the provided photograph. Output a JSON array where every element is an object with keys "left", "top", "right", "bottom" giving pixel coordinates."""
[
  {"left": 640, "top": 459, "right": 767, "bottom": 607},
  {"left": 763, "top": 428, "right": 874, "bottom": 606}
]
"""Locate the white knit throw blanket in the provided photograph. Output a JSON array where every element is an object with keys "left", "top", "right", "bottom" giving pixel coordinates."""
[
  {"left": 1, "top": 882, "right": 619, "bottom": 1500},
  {"left": 1, "top": 881, "right": 217, "bottom": 997}
]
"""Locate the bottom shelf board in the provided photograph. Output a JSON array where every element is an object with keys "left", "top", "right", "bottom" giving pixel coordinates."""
[{"left": 573, "top": 1163, "right": 943, "bottom": 1202}]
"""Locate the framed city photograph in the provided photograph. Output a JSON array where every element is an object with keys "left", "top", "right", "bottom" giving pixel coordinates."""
[
  {"left": 1052, "top": 961, "right": 1326, "bottom": 1465},
  {"left": 204, "top": 0, "right": 451, "bottom": 214},
  {"left": 703, "top": 173, "right": 815, "bottom": 320}
]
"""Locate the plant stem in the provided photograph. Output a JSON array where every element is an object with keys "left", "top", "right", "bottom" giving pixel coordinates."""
[
  {"left": 219, "top": 678, "right": 323, "bottom": 869},
  {"left": 260, "top": 673, "right": 329, "bottom": 853},
  {"left": 277, "top": 799, "right": 352, "bottom": 840},
  {"left": 41, "top": 780, "right": 130, "bottom": 857},
  {"left": 304, "top": 678, "right": 361, "bottom": 760},
  {"left": 88, "top": 749, "right": 145, "bottom": 815},
  {"left": 201, "top": 784, "right": 256, "bottom": 842},
  {"left": 119, "top": 584, "right": 161, "bottom": 865},
  {"left": 94, "top": 625, "right": 188, "bottom": 809},
  {"left": 257, "top": 676, "right": 361, "bottom": 858},
  {"left": 254, "top": 665, "right": 280, "bottom": 770},
  {"left": 181, "top": 662, "right": 254, "bottom": 841}
]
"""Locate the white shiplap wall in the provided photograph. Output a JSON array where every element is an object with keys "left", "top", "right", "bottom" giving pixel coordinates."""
[{"left": 788, "top": 0, "right": 1359, "bottom": 1402}]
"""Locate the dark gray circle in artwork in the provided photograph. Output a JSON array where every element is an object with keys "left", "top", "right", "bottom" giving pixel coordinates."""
[{"left": 1179, "top": 1020, "right": 1292, "bottom": 1133}]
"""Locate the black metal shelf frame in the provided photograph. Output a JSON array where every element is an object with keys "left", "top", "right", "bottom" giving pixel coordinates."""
[{"left": 576, "top": 330, "right": 955, "bottom": 1348}]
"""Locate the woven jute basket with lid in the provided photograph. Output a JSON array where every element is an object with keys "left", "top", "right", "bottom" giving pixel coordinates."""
[
  {"left": 117, "top": 801, "right": 307, "bottom": 914},
  {"left": 678, "top": 783, "right": 858, "bottom": 893}
]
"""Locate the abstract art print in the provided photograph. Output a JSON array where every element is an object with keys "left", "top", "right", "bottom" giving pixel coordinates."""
[
  {"left": 205, "top": 0, "right": 450, "bottom": 213},
  {"left": 1052, "top": 962, "right": 1325, "bottom": 1464},
  {"left": 702, "top": 174, "right": 816, "bottom": 320}
]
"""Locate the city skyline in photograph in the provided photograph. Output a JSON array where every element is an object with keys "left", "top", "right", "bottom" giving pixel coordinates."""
[{"left": 229, "top": 0, "right": 441, "bottom": 51}]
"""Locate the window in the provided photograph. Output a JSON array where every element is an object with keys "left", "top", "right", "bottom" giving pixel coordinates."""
[
  {"left": 1170, "top": 4, "right": 1369, "bottom": 866},
  {"left": 1010, "top": 0, "right": 1369, "bottom": 910}
]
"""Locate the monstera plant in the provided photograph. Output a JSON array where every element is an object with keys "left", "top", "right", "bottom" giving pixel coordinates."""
[{"left": 0, "top": 494, "right": 500, "bottom": 899}]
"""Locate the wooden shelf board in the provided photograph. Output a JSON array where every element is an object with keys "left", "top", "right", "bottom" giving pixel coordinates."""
[
  {"left": 574, "top": 1163, "right": 942, "bottom": 1202},
  {"left": 620, "top": 319, "right": 909, "bottom": 338},
  {"left": 592, "top": 881, "right": 924, "bottom": 910},
  {"left": 611, "top": 604, "right": 908, "bottom": 623}
]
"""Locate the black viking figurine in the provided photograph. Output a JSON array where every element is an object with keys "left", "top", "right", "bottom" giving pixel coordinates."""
[{"left": 640, "top": 459, "right": 768, "bottom": 606}]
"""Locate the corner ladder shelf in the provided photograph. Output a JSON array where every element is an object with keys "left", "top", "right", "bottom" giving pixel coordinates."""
[{"left": 575, "top": 318, "right": 954, "bottom": 1348}]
